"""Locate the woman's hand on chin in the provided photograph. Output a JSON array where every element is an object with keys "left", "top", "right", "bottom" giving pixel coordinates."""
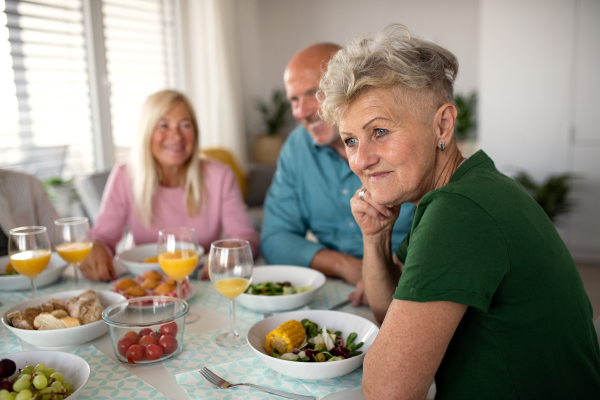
[{"left": 351, "top": 187, "right": 400, "bottom": 238}]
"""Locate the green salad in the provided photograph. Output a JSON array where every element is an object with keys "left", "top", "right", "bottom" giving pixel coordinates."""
[{"left": 245, "top": 281, "right": 312, "bottom": 296}]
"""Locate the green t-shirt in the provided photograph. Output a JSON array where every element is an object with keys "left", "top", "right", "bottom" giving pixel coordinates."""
[{"left": 394, "top": 150, "right": 600, "bottom": 399}]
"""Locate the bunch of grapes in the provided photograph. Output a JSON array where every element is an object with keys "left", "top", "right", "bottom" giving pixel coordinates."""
[{"left": 0, "top": 360, "right": 74, "bottom": 400}]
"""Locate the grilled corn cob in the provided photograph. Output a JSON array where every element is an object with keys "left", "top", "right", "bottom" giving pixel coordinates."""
[{"left": 265, "top": 319, "right": 305, "bottom": 355}]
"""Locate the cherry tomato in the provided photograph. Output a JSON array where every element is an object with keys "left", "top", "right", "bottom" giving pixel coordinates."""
[
  {"left": 126, "top": 344, "right": 145, "bottom": 363},
  {"left": 139, "top": 335, "right": 157, "bottom": 348},
  {"left": 117, "top": 337, "right": 136, "bottom": 357},
  {"left": 158, "top": 334, "right": 178, "bottom": 355},
  {"left": 160, "top": 322, "right": 178, "bottom": 336},
  {"left": 124, "top": 331, "right": 140, "bottom": 343},
  {"left": 145, "top": 344, "right": 164, "bottom": 361},
  {"left": 139, "top": 328, "right": 154, "bottom": 338}
]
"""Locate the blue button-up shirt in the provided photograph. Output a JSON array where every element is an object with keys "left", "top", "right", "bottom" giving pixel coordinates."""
[{"left": 260, "top": 126, "right": 415, "bottom": 267}]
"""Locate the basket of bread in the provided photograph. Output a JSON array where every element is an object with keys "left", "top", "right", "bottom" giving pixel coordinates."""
[{"left": 1, "top": 289, "right": 125, "bottom": 348}]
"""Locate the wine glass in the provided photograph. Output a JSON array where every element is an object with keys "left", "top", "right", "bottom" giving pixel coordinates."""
[
  {"left": 158, "top": 227, "right": 200, "bottom": 323},
  {"left": 9, "top": 226, "right": 52, "bottom": 298},
  {"left": 208, "top": 239, "right": 253, "bottom": 348},
  {"left": 54, "top": 217, "right": 93, "bottom": 286}
]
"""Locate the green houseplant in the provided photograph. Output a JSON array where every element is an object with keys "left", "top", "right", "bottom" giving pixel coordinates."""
[
  {"left": 253, "top": 89, "right": 292, "bottom": 165},
  {"left": 514, "top": 171, "right": 574, "bottom": 222},
  {"left": 454, "top": 91, "right": 477, "bottom": 142}
]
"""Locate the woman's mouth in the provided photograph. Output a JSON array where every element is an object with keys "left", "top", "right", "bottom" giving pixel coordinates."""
[{"left": 369, "top": 172, "right": 390, "bottom": 181}]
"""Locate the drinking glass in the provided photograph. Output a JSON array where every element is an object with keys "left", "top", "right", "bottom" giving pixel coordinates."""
[
  {"left": 9, "top": 226, "right": 52, "bottom": 298},
  {"left": 208, "top": 239, "right": 253, "bottom": 348},
  {"left": 158, "top": 227, "right": 200, "bottom": 323},
  {"left": 54, "top": 217, "right": 93, "bottom": 286}
]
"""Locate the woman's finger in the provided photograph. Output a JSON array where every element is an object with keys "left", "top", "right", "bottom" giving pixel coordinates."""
[{"left": 353, "top": 188, "right": 393, "bottom": 218}]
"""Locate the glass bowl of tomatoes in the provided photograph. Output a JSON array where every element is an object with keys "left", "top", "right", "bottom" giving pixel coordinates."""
[{"left": 102, "top": 296, "right": 188, "bottom": 364}]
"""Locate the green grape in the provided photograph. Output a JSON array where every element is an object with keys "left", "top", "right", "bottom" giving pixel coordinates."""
[
  {"left": 32, "top": 374, "right": 48, "bottom": 390},
  {"left": 50, "top": 381, "right": 63, "bottom": 391},
  {"left": 33, "top": 364, "right": 46, "bottom": 373},
  {"left": 63, "top": 382, "right": 73, "bottom": 393},
  {"left": 0, "top": 390, "right": 8, "bottom": 396},
  {"left": 55, "top": 396, "right": 63, "bottom": 400},
  {"left": 12, "top": 377, "right": 30, "bottom": 392},
  {"left": 42, "top": 368, "right": 54, "bottom": 379},
  {"left": 41, "top": 396, "right": 51, "bottom": 400},
  {"left": 49, "top": 373, "right": 64, "bottom": 384},
  {"left": 24, "top": 366, "right": 34, "bottom": 373},
  {"left": 0, "top": 393, "right": 14, "bottom": 400},
  {"left": 15, "top": 390, "right": 31, "bottom": 400}
]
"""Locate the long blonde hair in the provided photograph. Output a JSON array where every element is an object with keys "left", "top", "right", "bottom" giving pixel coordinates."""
[{"left": 128, "top": 89, "right": 204, "bottom": 227}]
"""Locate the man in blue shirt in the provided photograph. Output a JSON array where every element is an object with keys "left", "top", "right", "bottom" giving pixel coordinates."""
[{"left": 260, "top": 43, "right": 415, "bottom": 303}]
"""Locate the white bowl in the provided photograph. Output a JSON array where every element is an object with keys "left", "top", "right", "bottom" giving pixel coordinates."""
[
  {"left": 0, "top": 253, "right": 68, "bottom": 291},
  {"left": 3, "top": 351, "right": 90, "bottom": 400},
  {"left": 247, "top": 310, "right": 379, "bottom": 380},
  {"left": 115, "top": 243, "right": 205, "bottom": 276},
  {"left": 237, "top": 266, "right": 326, "bottom": 313},
  {"left": 1, "top": 290, "right": 126, "bottom": 348}
]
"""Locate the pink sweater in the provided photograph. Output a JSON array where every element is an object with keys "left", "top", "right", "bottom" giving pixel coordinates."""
[{"left": 92, "top": 161, "right": 259, "bottom": 258}]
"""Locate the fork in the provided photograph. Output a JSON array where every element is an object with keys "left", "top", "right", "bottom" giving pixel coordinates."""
[{"left": 199, "top": 366, "right": 315, "bottom": 400}]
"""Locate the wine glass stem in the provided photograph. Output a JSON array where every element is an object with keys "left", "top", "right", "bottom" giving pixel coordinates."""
[
  {"left": 177, "top": 281, "right": 182, "bottom": 299},
  {"left": 229, "top": 299, "right": 238, "bottom": 336},
  {"left": 73, "top": 263, "right": 79, "bottom": 286},
  {"left": 31, "top": 279, "right": 36, "bottom": 299}
]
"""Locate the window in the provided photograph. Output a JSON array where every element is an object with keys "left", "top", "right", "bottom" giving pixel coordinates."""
[{"left": 0, "top": 0, "right": 181, "bottom": 178}]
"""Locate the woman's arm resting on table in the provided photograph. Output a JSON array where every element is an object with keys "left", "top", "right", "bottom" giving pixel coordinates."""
[
  {"left": 363, "top": 299, "right": 467, "bottom": 400},
  {"left": 79, "top": 239, "right": 117, "bottom": 281},
  {"left": 310, "top": 249, "right": 363, "bottom": 285}
]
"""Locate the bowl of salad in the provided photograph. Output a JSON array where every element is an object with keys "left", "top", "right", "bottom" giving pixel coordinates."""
[
  {"left": 247, "top": 309, "right": 379, "bottom": 380},
  {"left": 237, "top": 266, "right": 326, "bottom": 313}
]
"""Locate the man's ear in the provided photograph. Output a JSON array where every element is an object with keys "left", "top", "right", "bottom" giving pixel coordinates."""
[{"left": 435, "top": 103, "right": 457, "bottom": 143}]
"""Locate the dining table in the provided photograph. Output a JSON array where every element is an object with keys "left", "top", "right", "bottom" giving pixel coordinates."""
[{"left": 0, "top": 267, "right": 377, "bottom": 400}]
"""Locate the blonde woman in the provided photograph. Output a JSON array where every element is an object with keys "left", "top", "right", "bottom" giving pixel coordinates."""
[{"left": 80, "top": 90, "right": 259, "bottom": 281}]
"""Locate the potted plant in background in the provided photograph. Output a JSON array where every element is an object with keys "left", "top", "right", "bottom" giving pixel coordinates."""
[
  {"left": 253, "top": 89, "right": 292, "bottom": 165},
  {"left": 43, "top": 177, "right": 76, "bottom": 216},
  {"left": 514, "top": 171, "right": 575, "bottom": 239},
  {"left": 454, "top": 91, "right": 478, "bottom": 157}
]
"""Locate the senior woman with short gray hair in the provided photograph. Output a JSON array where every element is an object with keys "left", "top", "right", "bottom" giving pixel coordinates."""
[{"left": 319, "top": 24, "right": 600, "bottom": 400}]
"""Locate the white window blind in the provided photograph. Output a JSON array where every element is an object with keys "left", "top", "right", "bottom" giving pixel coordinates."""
[
  {"left": 0, "top": 0, "right": 181, "bottom": 176},
  {"left": 1, "top": 0, "right": 95, "bottom": 179},
  {"left": 102, "top": 0, "right": 180, "bottom": 163}
]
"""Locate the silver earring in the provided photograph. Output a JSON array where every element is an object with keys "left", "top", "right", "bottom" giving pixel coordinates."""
[{"left": 440, "top": 142, "right": 445, "bottom": 151}]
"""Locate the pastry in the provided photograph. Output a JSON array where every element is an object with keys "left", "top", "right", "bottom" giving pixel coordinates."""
[
  {"left": 39, "top": 302, "right": 54, "bottom": 313},
  {"left": 124, "top": 285, "right": 146, "bottom": 297},
  {"left": 155, "top": 282, "right": 175, "bottom": 295},
  {"left": 49, "top": 299, "right": 66, "bottom": 311},
  {"left": 117, "top": 277, "right": 137, "bottom": 290},
  {"left": 23, "top": 307, "right": 41, "bottom": 328},
  {"left": 143, "top": 270, "right": 162, "bottom": 281},
  {"left": 140, "top": 278, "right": 159, "bottom": 290}
]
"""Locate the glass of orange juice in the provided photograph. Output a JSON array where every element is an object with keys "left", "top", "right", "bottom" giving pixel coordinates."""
[
  {"left": 54, "top": 217, "right": 93, "bottom": 287},
  {"left": 9, "top": 226, "right": 52, "bottom": 298},
  {"left": 208, "top": 239, "right": 253, "bottom": 348},
  {"left": 158, "top": 227, "right": 200, "bottom": 323}
]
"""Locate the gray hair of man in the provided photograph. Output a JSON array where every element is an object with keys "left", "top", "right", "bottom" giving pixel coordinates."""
[{"left": 318, "top": 24, "right": 459, "bottom": 126}]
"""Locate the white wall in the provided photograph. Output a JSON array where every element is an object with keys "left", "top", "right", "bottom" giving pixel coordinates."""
[
  {"left": 479, "top": 0, "right": 600, "bottom": 263},
  {"left": 234, "top": 0, "right": 480, "bottom": 136}
]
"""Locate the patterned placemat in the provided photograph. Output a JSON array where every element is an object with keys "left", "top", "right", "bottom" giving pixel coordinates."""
[
  {"left": 175, "top": 356, "right": 363, "bottom": 400},
  {"left": 72, "top": 346, "right": 170, "bottom": 400},
  {"left": 0, "top": 333, "right": 23, "bottom": 353},
  {"left": 164, "top": 320, "right": 256, "bottom": 375}
]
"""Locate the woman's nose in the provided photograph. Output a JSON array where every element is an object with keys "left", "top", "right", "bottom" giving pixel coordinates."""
[{"left": 354, "top": 141, "right": 378, "bottom": 171}]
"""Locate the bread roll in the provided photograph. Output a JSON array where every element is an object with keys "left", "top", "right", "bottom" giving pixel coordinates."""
[
  {"left": 50, "top": 309, "right": 69, "bottom": 319},
  {"left": 23, "top": 307, "right": 41, "bottom": 328},
  {"left": 60, "top": 317, "right": 80, "bottom": 328},
  {"left": 34, "top": 313, "right": 66, "bottom": 330},
  {"left": 39, "top": 302, "right": 54, "bottom": 313},
  {"left": 50, "top": 299, "right": 66, "bottom": 311}
]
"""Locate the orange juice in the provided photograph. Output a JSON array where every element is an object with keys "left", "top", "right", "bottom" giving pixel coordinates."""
[
  {"left": 158, "top": 250, "right": 199, "bottom": 282},
  {"left": 10, "top": 249, "right": 52, "bottom": 278},
  {"left": 56, "top": 242, "right": 93, "bottom": 264},
  {"left": 214, "top": 277, "right": 251, "bottom": 300}
]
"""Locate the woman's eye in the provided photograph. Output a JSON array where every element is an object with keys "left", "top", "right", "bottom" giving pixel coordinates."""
[
  {"left": 344, "top": 138, "right": 357, "bottom": 148},
  {"left": 375, "top": 128, "right": 388, "bottom": 137}
]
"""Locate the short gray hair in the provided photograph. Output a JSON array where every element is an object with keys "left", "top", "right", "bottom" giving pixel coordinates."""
[{"left": 319, "top": 24, "right": 458, "bottom": 124}]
